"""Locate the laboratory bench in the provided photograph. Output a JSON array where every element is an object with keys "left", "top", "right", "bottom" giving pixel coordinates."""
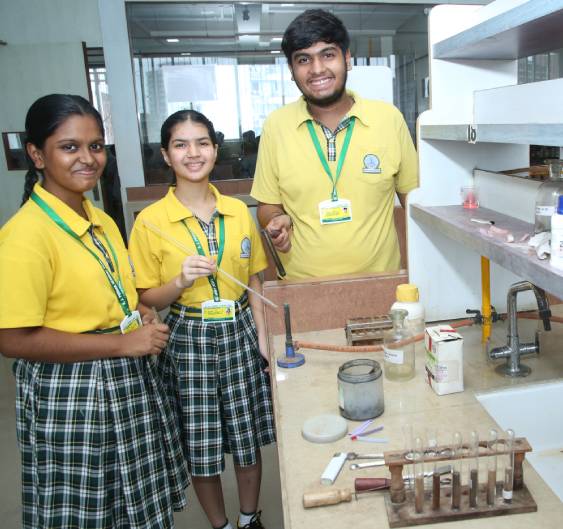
[{"left": 267, "top": 309, "right": 563, "bottom": 529}]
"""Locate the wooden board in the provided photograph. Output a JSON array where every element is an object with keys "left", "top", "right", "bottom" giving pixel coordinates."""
[
  {"left": 263, "top": 271, "right": 407, "bottom": 335},
  {"left": 385, "top": 482, "right": 537, "bottom": 527}
]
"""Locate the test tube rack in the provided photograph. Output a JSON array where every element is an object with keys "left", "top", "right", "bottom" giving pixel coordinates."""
[
  {"left": 345, "top": 315, "right": 393, "bottom": 345},
  {"left": 383, "top": 437, "right": 537, "bottom": 527}
]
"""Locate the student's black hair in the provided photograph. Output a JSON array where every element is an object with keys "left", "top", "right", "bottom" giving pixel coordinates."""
[
  {"left": 21, "top": 94, "right": 104, "bottom": 205},
  {"left": 281, "top": 9, "right": 350, "bottom": 62},
  {"left": 160, "top": 109, "right": 218, "bottom": 185}
]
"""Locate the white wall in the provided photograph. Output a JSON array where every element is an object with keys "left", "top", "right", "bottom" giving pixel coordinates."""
[
  {"left": 0, "top": 0, "right": 102, "bottom": 225},
  {"left": 408, "top": 4, "right": 539, "bottom": 320}
]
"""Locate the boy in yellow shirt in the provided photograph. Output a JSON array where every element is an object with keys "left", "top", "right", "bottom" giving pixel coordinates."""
[{"left": 251, "top": 9, "right": 419, "bottom": 279}]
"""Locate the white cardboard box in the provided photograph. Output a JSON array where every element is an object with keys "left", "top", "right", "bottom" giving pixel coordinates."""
[{"left": 424, "top": 325, "right": 464, "bottom": 395}]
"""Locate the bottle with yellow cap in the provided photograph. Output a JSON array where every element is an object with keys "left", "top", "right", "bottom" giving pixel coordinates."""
[{"left": 390, "top": 284, "right": 425, "bottom": 336}]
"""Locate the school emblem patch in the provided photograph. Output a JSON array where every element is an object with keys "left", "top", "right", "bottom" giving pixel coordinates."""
[
  {"left": 363, "top": 154, "right": 382, "bottom": 174},
  {"left": 240, "top": 237, "right": 251, "bottom": 258}
]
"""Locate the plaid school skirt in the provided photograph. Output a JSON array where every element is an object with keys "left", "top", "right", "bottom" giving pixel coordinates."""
[
  {"left": 13, "top": 355, "right": 189, "bottom": 529},
  {"left": 161, "top": 298, "right": 276, "bottom": 477}
]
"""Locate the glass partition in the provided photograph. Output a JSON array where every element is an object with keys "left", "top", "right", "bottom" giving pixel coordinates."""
[{"left": 126, "top": 2, "right": 433, "bottom": 185}]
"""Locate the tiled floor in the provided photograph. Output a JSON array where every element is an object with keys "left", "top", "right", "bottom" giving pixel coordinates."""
[{"left": 0, "top": 356, "right": 284, "bottom": 529}]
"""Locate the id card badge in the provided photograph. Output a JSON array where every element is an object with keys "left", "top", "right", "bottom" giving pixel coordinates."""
[
  {"left": 319, "top": 198, "right": 352, "bottom": 225},
  {"left": 202, "top": 299, "right": 236, "bottom": 323},
  {"left": 120, "top": 310, "right": 142, "bottom": 334}
]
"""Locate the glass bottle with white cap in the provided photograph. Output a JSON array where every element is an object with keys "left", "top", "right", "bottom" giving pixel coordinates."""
[{"left": 390, "top": 283, "right": 425, "bottom": 336}]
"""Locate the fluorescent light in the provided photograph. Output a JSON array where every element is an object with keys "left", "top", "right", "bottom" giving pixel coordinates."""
[
  {"left": 181, "top": 52, "right": 191, "bottom": 56},
  {"left": 166, "top": 38, "right": 179, "bottom": 43},
  {"left": 271, "top": 37, "right": 282, "bottom": 42},
  {"left": 281, "top": 3, "right": 295, "bottom": 6},
  {"left": 270, "top": 50, "right": 281, "bottom": 54}
]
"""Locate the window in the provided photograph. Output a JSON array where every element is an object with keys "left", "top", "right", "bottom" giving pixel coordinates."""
[{"left": 126, "top": 2, "right": 432, "bottom": 185}]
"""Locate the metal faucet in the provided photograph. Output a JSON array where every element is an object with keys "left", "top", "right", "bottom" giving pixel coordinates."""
[{"left": 489, "top": 281, "right": 551, "bottom": 377}]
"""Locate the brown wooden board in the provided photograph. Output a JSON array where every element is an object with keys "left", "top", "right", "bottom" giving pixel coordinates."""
[
  {"left": 384, "top": 482, "right": 537, "bottom": 527},
  {"left": 263, "top": 272, "right": 407, "bottom": 335}
]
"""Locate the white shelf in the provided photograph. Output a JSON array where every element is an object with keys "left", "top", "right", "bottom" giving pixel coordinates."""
[
  {"left": 410, "top": 203, "right": 563, "bottom": 300},
  {"left": 434, "top": 0, "right": 563, "bottom": 60},
  {"left": 420, "top": 124, "right": 563, "bottom": 146},
  {"left": 420, "top": 124, "right": 469, "bottom": 142}
]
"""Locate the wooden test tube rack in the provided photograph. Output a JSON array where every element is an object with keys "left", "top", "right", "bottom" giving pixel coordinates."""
[{"left": 383, "top": 437, "right": 537, "bottom": 527}]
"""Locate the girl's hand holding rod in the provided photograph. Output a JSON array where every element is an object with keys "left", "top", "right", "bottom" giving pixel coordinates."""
[
  {"left": 175, "top": 255, "right": 217, "bottom": 290},
  {"left": 143, "top": 219, "right": 278, "bottom": 309}
]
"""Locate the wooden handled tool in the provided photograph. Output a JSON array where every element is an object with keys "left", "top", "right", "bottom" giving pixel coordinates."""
[
  {"left": 303, "top": 478, "right": 391, "bottom": 508},
  {"left": 354, "top": 477, "right": 391, "bottom": 492},
  {"left": 303, "top": 488, "right": 353, "bottom": 508}
]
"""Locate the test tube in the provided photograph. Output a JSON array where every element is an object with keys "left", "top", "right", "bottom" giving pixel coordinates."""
[
  {"left": 469, "top": 430, "right": 479, "bottom": 508},
  {"left": 487, "top": 428, "right": 498, "bottom": 506},
  {"left": 402, "top": 423, "right": 414, "bottom": 491},
  {"left": 414, "top": 436, "right": 424, "bottom": 513},
  {"left": 502, "top": 429, "right": 515, "bottom": 504},
  {"left": 451, "top": 432, "right": 462, "bottom": 510},
  {"left": 429, "top": 431, "right": 441, "bottom": 511},
  {"left": 426, "top": 428, "right": 438, "bottom": 457}
]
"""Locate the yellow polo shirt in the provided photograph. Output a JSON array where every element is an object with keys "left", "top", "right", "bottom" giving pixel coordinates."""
[
  {"left": 0, "top": 183, "right": 138, "bottom": 333},
  {"left": 251, "top": 91, "right": 419, "bottom": 279},
  {"left": 128, "top": 185, "right": 267, "bottom": 308}
]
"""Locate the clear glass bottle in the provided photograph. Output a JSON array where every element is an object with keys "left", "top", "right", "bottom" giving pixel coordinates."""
[
  {"left": 383, "top": 309, "right": 415, "bottom": 381},
  {"left": 534, "top": 159, "right": 563, "bottom": 233}
]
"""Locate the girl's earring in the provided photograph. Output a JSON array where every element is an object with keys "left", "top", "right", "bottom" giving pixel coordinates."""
[{"left": 34, "top": 155, "right": 45, "bottom": 170}]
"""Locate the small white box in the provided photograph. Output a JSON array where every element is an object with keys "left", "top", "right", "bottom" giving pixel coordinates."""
[{"left": 424, "top": 325, "right": 464, "bottom": 395}]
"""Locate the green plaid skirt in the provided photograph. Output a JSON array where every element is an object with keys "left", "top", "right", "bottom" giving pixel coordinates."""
[
  {"left": 161, "top": 299, "right": 276, "bottom": 477},
  {"left": 13, "top": 356, "right": 189, "bottom": 529}
]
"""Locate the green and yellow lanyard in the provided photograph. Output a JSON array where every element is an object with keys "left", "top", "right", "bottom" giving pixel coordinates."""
[
  {"left": 306, "top": 116, "right": 356, "bottom": 201},
  {"left": 181, "top": 216, "right": 225, "bottom": 302},
  {"left": 30, "top": 191, "right": 132, "bottom": 318}
]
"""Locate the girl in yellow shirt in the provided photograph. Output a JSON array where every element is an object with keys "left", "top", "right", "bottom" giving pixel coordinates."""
[
  {"left": 0, "top": 94, "right": 188, "bottom": 529},
  {"left": 129, "top": 110, "right": 275, "bottom": 529}
]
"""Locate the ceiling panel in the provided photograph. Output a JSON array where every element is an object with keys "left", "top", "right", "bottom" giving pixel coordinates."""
[{"left": 126, "top": 2, "right": 433, "bottom": 58}]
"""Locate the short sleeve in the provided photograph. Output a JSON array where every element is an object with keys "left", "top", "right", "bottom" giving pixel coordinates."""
[
  {"left": 247, "top": 210, "right": 268, "bottom": 275},
  {"left": 0, "top": 237, "right": 51, "bottom": 328},
  {"left": 128, "top": 211, "right": 163, "bottom": 289},
  {"left": 394, "top": 114, "right": 419, "bottom": 194},
  {"left": 251, "top": 118, "right": 282, "bottom": 205}
]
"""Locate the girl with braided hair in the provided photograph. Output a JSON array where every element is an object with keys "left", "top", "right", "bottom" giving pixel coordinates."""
[{"left": 0, "top": 94, "right": 189, "bottom": 529}]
